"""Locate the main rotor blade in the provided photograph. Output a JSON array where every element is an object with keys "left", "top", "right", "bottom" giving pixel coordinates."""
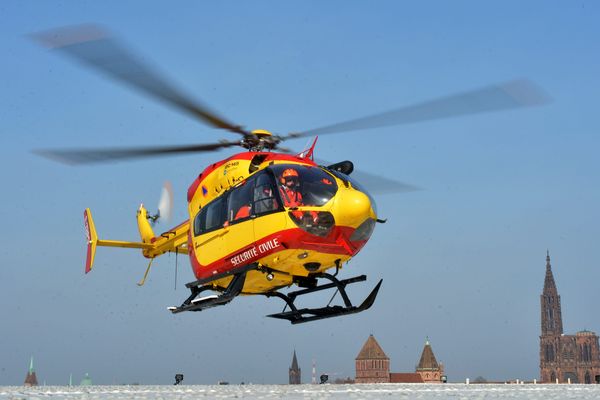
[
  {"left": 32, "top": 25, "right": 247, "bottom": 135},
  {"left": 34, "top": 141, "right": 239, "bottom": 165},
  {"left": 287, "top": 79, "right": 550, "bottom": 139},
  {"left": 317, "top": 159, "right": 420, "bottom": 195},
  {"left": 350, "top": 170, "right": 421, "bottom": 195}
]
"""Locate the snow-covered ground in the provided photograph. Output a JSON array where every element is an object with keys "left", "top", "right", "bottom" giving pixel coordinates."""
[{"left": 2, "top": 384, "right": 600, "bottom": 399}]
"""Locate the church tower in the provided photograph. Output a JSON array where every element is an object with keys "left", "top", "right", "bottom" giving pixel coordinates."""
[
  {"left": 540, "top": 251, "right": 563, "bottom": 382},
  {"left": 539, "top": 251, "right": 600, "bottom": 383},
  {"left": 541, "top": 251, "right": 563, "bottom": 336},
  {"left": 355, "top": 334, "right": 390, "bottom": 383},
  {"left": 23, "top": 357, "right": 38, "bottom": 387},
  {"left": 416, "top": 338, "right": 444, "bottom": 383},
  {"left": 289, "top": 350, "right": 301, "bottom": 384}
]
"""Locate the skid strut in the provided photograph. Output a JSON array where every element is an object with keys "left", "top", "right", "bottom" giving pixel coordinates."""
[
  {"left": 263, "top": 273, "right": 383, "bottom": 324},
  {"left": 168, "top": 263, "right": 257, "bottom": 314},
  {"left": 169, "top": 264, "right": 382, "bottom": 324}
]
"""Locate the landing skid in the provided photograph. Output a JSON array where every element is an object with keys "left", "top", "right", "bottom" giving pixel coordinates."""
[
  {"left": 263, "top": 273, "right": 383, "bottom": 324},
  {"left": 169, "top": 264, "right": 382, "bottom": 324}
]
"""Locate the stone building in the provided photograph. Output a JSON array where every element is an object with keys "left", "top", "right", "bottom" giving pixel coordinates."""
[
  {"left": 23, "top": 357, "right": 38, "bottom": 387},
  {"left": 355, "top": 335, "right": 391, "bottom": 383},
  {"left": 289, "top": 350, "right": 301, "bottom": 384},
  {"left": 416, "top": 339, "right": 444, "bottom": 383},
  {"left": 539, "top": 251, "right": 600, "bottom": 384},
  {"left": 389, "top": 372, "right": 423, "bottom": 383},
  {"left": 355, "top": 334, "right": 444, "bottom": 383}
]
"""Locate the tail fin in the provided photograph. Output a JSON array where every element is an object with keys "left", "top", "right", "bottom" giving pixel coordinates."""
[{"left": 83, "top": 208, "right": 98, "bottom": 273}]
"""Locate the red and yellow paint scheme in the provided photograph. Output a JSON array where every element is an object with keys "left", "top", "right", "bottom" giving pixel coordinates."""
[
  {"left": 36, "top": 26, "right": 547, "bottom": 323},
  {"left": 84, "top": 140, "right": 382, "bottom": 323}
]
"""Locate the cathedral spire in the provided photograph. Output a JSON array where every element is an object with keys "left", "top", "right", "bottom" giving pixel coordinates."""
[
  {"left": 289, "top": 349, "right": 301, "bottom": 384},
  {"left": 541, "top": 250, "right": 563, "bottom": 335},
  {"left": 543, "top": 250, "right": 558, "bottom": 293}
]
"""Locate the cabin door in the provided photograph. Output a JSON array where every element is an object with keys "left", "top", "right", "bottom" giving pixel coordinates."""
[
  {"left": 251, "top": 172, "right": 287, "bottom": 258},
  {"left": 222, "top": 179, "right": 256, "bottom": 264}
]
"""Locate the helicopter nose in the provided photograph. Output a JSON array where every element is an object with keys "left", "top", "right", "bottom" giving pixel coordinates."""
[{"left": 333, "top": 189, "right": 373, "bottom": 228}]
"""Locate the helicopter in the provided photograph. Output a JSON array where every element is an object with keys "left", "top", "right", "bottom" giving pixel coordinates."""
[{"left": 33, "top": 25, "right": 549, "bottom": 324}]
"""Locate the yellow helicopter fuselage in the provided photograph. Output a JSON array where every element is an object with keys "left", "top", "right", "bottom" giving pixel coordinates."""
[{"left": 184, "top": 151, "right": 377, "bottom": 294}]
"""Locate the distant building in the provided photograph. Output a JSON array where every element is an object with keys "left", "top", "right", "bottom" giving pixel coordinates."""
[
  {"left": 389, "top": 373, "right": 423, "bottom": 383},
  {"left": 333, "top": 376, "right": 355, "bottom": 384},
  {"left": 289, "top": 350, "right": 301, "bottom": 384},
  {"left": 80, "top": 373, "right": 93, "bottom": 386},
  {"left": 355, "top": 334, "right": 391, "bottom": 383},
  {"left": 415, "top": 339, "right": 444, "bottom": 383},
  {"left": 355, "top": 334, "right": 444, "bottom": 383},
  {"left": 540, "top": 251, "right": 600, "bottom": 384},
  {"left": 23, "top": 357, "right": 38, "bottom": 387}
]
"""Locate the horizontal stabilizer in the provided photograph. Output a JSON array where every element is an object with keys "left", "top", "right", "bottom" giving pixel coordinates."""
[{"left": 83, "top": 208, "right": 156, "bottom": 274}]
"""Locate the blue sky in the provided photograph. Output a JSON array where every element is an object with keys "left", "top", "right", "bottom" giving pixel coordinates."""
[{"left": 1, "top": 1, "right": 599, "bottom": 385}]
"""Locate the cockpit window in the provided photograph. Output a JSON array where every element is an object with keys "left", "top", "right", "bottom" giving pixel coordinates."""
[
  {"left": 271, "top": 164, "right": 338, "bottom": 207},
  {"left": 194, "top": 171, "right": 283, "bottom": 236},
  {"left": 193, "top": 165, "right": 340, "bottom": 236}
]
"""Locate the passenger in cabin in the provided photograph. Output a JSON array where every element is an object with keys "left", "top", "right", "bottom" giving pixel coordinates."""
[
  {"left": 254, "top": 185, "right": 277, "bottom": 214},
  {"left": 227, "top": 180, "right": 253, "bottom": 223},
  {"left": 234, "top": 205, "right": 251, "bottom": 220}
]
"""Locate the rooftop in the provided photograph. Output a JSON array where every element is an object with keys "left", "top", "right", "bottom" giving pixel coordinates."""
[{"left": 356, "top": 335, "right": 389, "bottom": 360}]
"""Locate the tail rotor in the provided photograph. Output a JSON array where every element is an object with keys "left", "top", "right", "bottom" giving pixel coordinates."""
[{"left": 148, "top": 181, "right": 173, "bottom": 225}]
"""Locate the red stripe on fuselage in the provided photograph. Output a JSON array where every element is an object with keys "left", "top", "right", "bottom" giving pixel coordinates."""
[
  {"left": 85, "top": 243, "right": 92, "bottom": 274},
  {"left": 188, "top": 226, "right": 367, "bottom": 280}
]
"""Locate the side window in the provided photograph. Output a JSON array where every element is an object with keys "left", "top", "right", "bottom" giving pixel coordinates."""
[
  {"left": 194, "top": 196, "right": 226, "bottom": 235},
  {"left": 226, "top": 180, "right": 254, "bottom": 223},
  {"left": 193, "top": 209, "right": 203, "bottom": 236},
  {"left": 204, "top": 197, "right": 226, "bottom": 232},
  {"left": 253, "top": 172, "right": 279, "bottom": 215}
]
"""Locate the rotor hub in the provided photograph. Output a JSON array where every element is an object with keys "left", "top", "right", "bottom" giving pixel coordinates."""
[{"left": 242, "top": 129, "right": 281, "bottom": 152}]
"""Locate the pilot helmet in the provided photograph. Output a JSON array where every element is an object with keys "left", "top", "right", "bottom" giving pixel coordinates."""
[{"left": 280, "top": 168, "right": 299, "bottom": 184}]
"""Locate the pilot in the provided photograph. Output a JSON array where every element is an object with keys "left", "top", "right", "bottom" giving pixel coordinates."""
[
  {"left": 279, "top": 168, "right": 303, "bottom": 208},
  {"left": 279, "top": 168, "right": 320, "bottom": 224}
]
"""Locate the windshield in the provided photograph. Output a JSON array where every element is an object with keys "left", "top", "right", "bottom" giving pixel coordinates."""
[{"left": 271, "top": 164, "right": 338, "bottom": 207}]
